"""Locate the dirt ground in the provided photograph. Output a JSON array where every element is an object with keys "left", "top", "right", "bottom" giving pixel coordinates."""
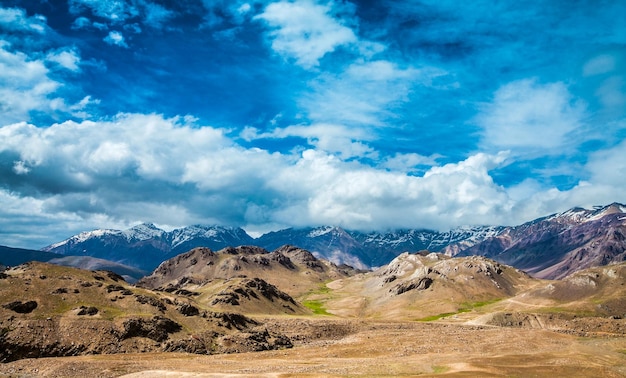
[{"left": 1, "top": 319, "right": 624, "bottom": 377}]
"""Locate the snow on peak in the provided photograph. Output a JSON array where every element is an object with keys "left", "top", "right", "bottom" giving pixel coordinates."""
[
  {"left": 45, "top": 228, "right": 122, "bottom": 250},
  {"left": 549, "top": 203, "right": 626, "bottom": 224},
  {"left": 169, "top": 225, "right": 241, "bottom": 248},
  {"left": 307, "top": 226, "right": 338, "bottom": 238},
  {"left": 122, "top": 223, "right": 166, "bottom": 241}
]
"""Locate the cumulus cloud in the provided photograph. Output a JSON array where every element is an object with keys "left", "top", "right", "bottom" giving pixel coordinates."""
[
  {"left": 0, "top": 42, "right": 62, "bottom": 124},
  {"left": 1, "top": 110, "right": 624, "bottom": 248},
  {"left": 0, "top": 116, "right": 512, "bottom": 237},
  {"left": 255, "top": 0, "right": 358, "bottom": 68},
  {"left": 0, "top": 41, "right": 93, "bottom": 124},
  {"left": 264, "top": 150, "right": 514, "bottom": 231},
  {"left": 104, "top": 31, "right": 128, "bottom": 48},
  {"left": 476, "top": 79, "right": 587, "bottom": 155}
]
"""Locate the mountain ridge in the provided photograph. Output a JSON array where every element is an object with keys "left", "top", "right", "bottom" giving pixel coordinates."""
[{"left": 39, "top": 202, "right": 626, "bottom": 278}]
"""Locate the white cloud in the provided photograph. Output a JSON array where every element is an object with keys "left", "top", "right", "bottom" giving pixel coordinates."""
[
  {"left": 68, "top": 0, "right": 174, "bottom": 30},
  {"left": 0, "top": 115, "right": 510, "bottom": 242},
  {"left": 0, "top": 7, "right": 46, "bottom": 33},
  {"left": 71, "top": 16, "right": 92, "bottom": 30},
  {"left": 255, "top": 0, "right": 357, "bottom": 68},
  {"left": 265, "top": 150, "right": 514, "bottom": 231},
  {"left": 584, "top": 139, "right": 626, "bottom": 187},
  {"left": 476, "top": 79, "right": 587, "bottom": 155},
  {"left": 583, "top": 54, "right": 616, "bottom": 76},
  {"left": 142, "top": 2, "right": 174, "bottom": 29},
  {"left": 1, "top": 111, "right": 625, "bottom": 249},
  {"left": 0, "top": 42, "right": 62, "bottom": 124},
  {"left": 238, "top": 3, "right": 252, "bottom": 14},
  {"left": 381, "top": 152, "right": 441, "bottom": 172},
  {"left": 302, "top": 60, "right": 444, "bottom": 126},
  {"left": 244, "top": 122, "right": 377, "bottom": 159},
  {"left": 104, "top": 31, "right": 128, "bottom": 48},
  {"left": 503, "top": 139, "right": 626, "bottom": 223},
  {"left": 46, "top": 48, "right": 81, "bottom": 72},
  {"left": 596, "top": 76, "right": 626, "bottom": 109},
  {"left": 0, "top": 42, "right": 93, "bottom": 124}
]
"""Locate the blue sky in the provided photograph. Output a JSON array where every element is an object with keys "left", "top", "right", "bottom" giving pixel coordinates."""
[{"left": 1, "top": 0, "right": 625, "bottom": 248}]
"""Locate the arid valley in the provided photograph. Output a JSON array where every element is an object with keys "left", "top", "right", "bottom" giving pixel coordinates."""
[{"left": 1, "top": 245, "right": 624, "bottom": 377}]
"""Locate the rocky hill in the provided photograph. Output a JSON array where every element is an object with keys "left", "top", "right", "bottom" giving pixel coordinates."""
[
  {"left": 0, "top": 262, "right": 294, "bottom": 362},
  {"left": 322, "top": 252, "right": 533, "bottom": 320},
  {"left": 137, "top": 245, "right": 361, "bottom": 298}
]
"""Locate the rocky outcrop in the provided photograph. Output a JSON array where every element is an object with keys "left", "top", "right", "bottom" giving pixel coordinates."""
[
  {"left": 119, "top": 316, "right": 182, "bottom": 342},
  {"left": 2, "top": 301, "right": 37, "bottom": 314}
]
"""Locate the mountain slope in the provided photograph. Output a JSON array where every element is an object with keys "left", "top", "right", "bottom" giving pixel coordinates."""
[
  {"left": 47, "top": 256, "right": 147, "bottom": 283},
  {"left": 0, "top": 246, "right": 145, "bottom": 282},
  {"left": 0, "top": 245, "right": 59, "bottom": 267},
  {"left": 447, "top": 203, "right": 626, "bottom": 279},
  {"left": 256, "top": 227, "right": 370, "bottom": 268}
]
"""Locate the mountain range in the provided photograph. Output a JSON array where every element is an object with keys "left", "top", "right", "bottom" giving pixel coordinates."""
[
  {"left": 1, "top": 231, "right": 625, "bottom": 373},
  {"left": 21, "top": 202, "right": 625, "bottom": 279}
]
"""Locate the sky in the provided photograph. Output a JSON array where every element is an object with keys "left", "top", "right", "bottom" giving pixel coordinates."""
[{"left": 0, "top": 0, "right": 625, "bottom": 249}]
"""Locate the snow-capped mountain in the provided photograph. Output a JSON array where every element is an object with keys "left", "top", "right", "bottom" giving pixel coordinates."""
[
  {"left": 445, "top": 203, "right": 626, "bottom": 279},
  {"left": 168, "top": 225, "right": 253, "bottom": 252},
  {"left": 40, "top": 203, "right": 626, "bottom": 278},
  {"left": 256, "top": 226, "right": 370, "bottom": 268},
  {"left": 349, "top": 226, "right": 504, "bottom": 267},
  {"left": 43, "top": 224, "right": 254, "bottom": 271}
]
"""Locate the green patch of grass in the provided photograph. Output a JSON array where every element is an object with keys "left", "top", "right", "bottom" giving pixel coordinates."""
[
  {"left": 417, "top": 309, "right": 470, "bottom": 322},
  {"left": 300, "top": 282, "right": 334, "bottom": 316},
  {"left": 315, "top": 285, "right": 332, "bottom": 294},
  {"left": 302, "top": 300, "right": 331, "bottom": 316},
  {"left": 431, "top": 365, "right": 449, "bottom": 374},
  {"left": 417, "top": 298, "right": 503, "bottom": 322},
  {"left": 462, "top": 298, "right": 503, "bottom": 308},
  {"left": 304, "top": 282, "right": 332, "bottom": 296}
]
